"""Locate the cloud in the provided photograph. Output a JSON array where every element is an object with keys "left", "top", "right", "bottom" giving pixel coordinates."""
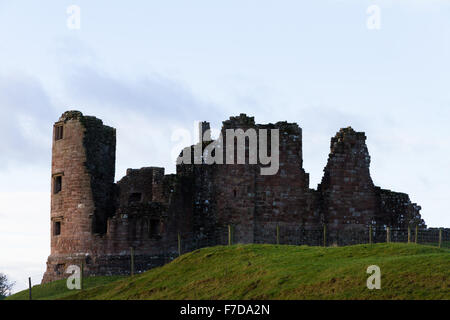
[
  {"left": 0, "top": 74, "right": 57, "bottom": 170},
  {"left": 51, "top": 35, "right": 227, "bottom": 122},
  {"left": 63, "top": 65, "right": 222, "bottom": 122}
]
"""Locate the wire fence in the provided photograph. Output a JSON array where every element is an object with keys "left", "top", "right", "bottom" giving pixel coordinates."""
[{"left": 172, "top": 226, "right": 450, "bottom": 257}]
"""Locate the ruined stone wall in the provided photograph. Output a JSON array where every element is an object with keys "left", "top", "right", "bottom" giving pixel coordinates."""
[
  {"left": 176, "top": 115, "right": 318, "bottom": 246},
  {"left": 215, "top": 114, "right": 259, "bottom": 244},
  {"left": 252, "top": 121, "right": 317, "bottom": 244},
  {"left": 64, "top": 172, "right": 185, "bottom": 279},
  {"left": 80, "top": 115, "right": 116, "bottom": 234},
  {"left": 317, "top": 127, "right": 377, "bottom": 242},
  {"left": 117, "top": 167, "right": 156, "bottom": 206},
  {"left": 374, "top": 187, "right": 425, "bottom": 229},
  {"left": 103, "top": 166, "right": 179, "bottom": 256}
]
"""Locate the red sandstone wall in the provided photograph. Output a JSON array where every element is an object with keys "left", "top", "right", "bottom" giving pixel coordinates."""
[
  {"left": 317, "top": 127, "right": 377, "bottom": 242},
  {"left": 43, "top": 112, "right": 109, "bottom": 282},
  {"left": 176, "top": 115, "right": 318, "bottom": 245},
  {"left": 50, "top": 112, "right": 98, "bottom": 255}
]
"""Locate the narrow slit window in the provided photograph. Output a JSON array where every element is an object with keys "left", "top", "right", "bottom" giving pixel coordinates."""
[
  {"left": 54, "top": 221, "right": 61, "bottom": 236},
  {"left": 55, "top": 125, "right": 64, "bottom": 141},
  {"left": 54, "top": 176, "right": 62, "bottom": 194}
]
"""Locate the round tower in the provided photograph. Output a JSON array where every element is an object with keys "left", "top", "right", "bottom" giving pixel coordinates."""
[{"left": 42, "top": 111, "right": 116, "bottom": 283}]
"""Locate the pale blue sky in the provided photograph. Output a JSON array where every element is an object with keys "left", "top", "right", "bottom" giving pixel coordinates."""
[{"left": 0, "top": 0, "right": 449, "bottom": 293}]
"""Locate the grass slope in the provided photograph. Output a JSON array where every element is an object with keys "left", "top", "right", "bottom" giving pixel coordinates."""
[
  {"left": 6, "top": 276, "right": 125, "bottom": 300},
  {"left": 7, "top": 243, "right": 450, "bottom": 300}
]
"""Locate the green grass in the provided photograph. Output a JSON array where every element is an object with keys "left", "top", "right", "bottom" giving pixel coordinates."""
[
  {"left": 6, "top": 275, "right": 125, "bottom": 300},
  {"left": 6, "top": 243, "right": 450, "bottom": 300}
]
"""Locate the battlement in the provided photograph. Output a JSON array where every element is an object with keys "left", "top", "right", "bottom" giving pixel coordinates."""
[
  {"left": 330, "top": 127, "right": 367, "bottom": 156},
  {"left": 222, "top": 113, "right": 255, "bottom": 129},
  {"left": 58, "top": 110, "right": 83, "bottom": 122}
]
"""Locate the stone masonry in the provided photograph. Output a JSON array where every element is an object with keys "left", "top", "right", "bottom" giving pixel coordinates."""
[{"left": 42, "top": 111, "right": 425, "bottom": 283}]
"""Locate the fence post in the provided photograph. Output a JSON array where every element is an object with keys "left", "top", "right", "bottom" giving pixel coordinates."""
[
  {"left": 323, "top": 224, "right": 327, "bottom": 247},
  {"left": 80, "top": 261, "right": 84, "bottom": 290},
  {"left": 415, "top": 226, "right": 418, "bottom": 244},
  {"left": 28, "top": 277, "right": 32, "bottom": 300},
  {"left": 369, "top": 225, "right": 372, "bottom": 244},
  {"left": 408, "top": 226, "right": 411, "bottom": 244},
  {"left": 439, "top": 228, "right": 442, "bottom": 248},
  {"left": 130, "top": 247, "right": 134, "bottom": 276},
  {"left": 228, "top": 225, "right": 231, "bottom": 246},
  {"left": 276, "top": 224, "right": 280, "bottom": 245},
  {"left": 178, "top": 232, "right": 181, "bottom": 256},
  {"left": 386, "top": 227, "right": 390, "bottom": 243}
]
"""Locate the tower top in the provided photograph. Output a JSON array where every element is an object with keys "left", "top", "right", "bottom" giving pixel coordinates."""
[
  {"left": 222, "top": 113, "right": 255, "bottom": 128},
  {"left": 58, "top": 110, "right": 83, "bottom": 122}
]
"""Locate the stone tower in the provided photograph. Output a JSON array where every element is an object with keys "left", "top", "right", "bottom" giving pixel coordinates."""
[{"left": 42, "top": 111, "right": 116, "bottom": 283}]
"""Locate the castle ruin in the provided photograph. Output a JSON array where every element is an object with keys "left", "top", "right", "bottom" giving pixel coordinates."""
[{"left": 42, "top": 111, "right": 425, "bottom": 283}]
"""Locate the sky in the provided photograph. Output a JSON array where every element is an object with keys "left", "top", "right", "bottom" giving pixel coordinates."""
[{"left": 0, "top": 0, "right": 449, "bottom": 293}]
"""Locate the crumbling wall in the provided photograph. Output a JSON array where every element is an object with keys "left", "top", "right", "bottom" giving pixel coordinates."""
[
  {"left": 374, "top": 187, "right": 425, "bottom": 229},
  {"left": 317, "top": 127, "right": 377, "bottom": 243},
  {"left": 215, "top": 114, "right": 259, "bottom": 244},
  {"left": 176, "top": 115, "right": 317, "bottom": 245},
  {"left": 117, "top": 167, "right": 156, "bottom": 206},
  {"left": 103, "top": 167, "right": 181, "bottom": 257},
  {"left": 81, "top": 115, "right": 116, "bottom": 234},
  {"left": 252, "top": 121, "right": 316, "bottom": 244}
]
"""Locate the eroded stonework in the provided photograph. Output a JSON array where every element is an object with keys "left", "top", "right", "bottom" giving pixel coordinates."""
[{"left": 42, "top": 111, "right": 424, "bottom": 283}]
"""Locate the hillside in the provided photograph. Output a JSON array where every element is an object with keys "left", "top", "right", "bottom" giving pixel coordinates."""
[
  {"left": 6, "top": 276, "right": 125, "bottom": 300},
  {"left": 7, "top": 243, "right": 450, "bottom": 300}
]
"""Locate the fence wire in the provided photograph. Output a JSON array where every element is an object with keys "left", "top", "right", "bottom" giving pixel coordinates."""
[{"left": 171, "top": 226, "right": 449, "bottom": 257}]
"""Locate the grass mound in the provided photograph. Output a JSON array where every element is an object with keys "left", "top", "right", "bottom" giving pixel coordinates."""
[
  {"left": 6, "top": 275, "right": 125, "bottom": 300},
  {"left": 7, "top": 243, "right": 450, "bottom": 300}
]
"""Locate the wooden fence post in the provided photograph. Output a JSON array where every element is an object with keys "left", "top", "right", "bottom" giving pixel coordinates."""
[
  {"left": 80, "top": 261, "right": 84, "bottom": 290},
  {"left": 386, "top": 227, "right": 391, "bottom": 243},
  {"left": 28, "top": 277, "right": 32, "bottom": 300},
  {"left": 178, "top": 232, "right": 181, "bottom": 256},
  {"left": 369, "top": 225, "right": 372, "bottom": 244},
  {"left": 439, "top": 228, "right": 442, "bottom": 248},
  {"left": 415, "top": 226, "right": 418, "bottom": 244},
  {"left": 323, "top": 224, "right": 327, "bottom": 247},
  {"left": 408, "top": 226, "right": 411, "bottom": 244},
  {"left": 130, "top": 247, "right": 134, "bottom": 276},
  {"left": 276, "top": 224, "right": 280, "bottom": 245}
]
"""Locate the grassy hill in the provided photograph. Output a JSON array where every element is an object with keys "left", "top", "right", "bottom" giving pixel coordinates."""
[
  {"left": 6, "top": 243, "right": 450, "bottom": 300},
  {"left": 6, "top": 275, "right": 125, "bottom": 300}
]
